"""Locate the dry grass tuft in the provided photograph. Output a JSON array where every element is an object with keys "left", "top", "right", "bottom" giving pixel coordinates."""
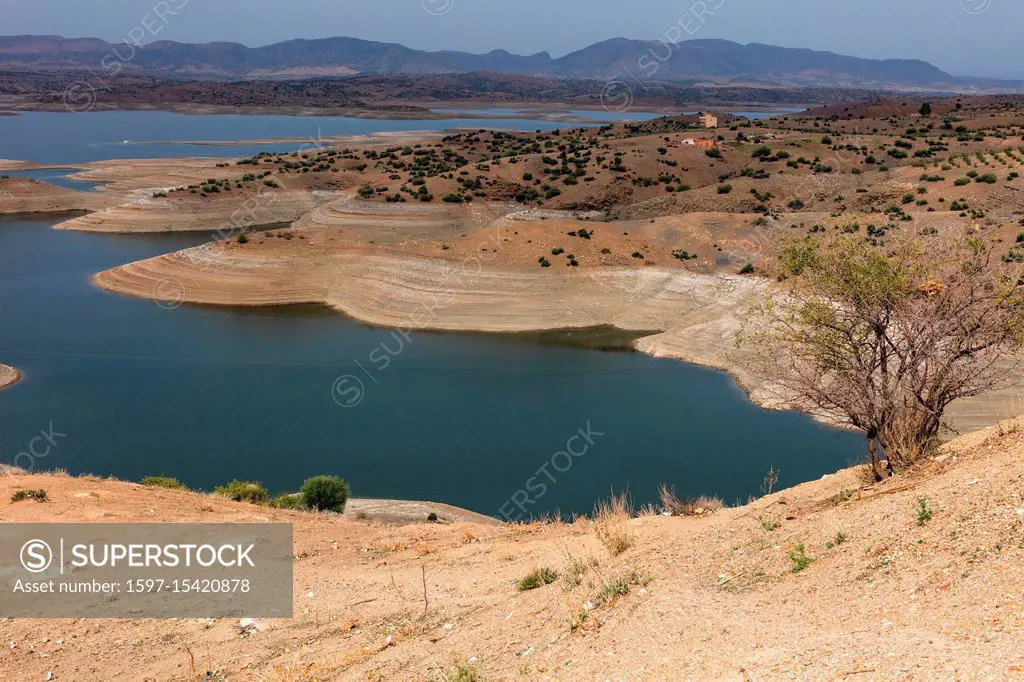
[
  {"left": 658, "top": 484, "right": 724, "bottom": 516},
  {"left": 516, "top": 566, "right": 559, "bottom": 591},
  {"left": 593, "top": 491, "right": 635, "bottom": 556},
  {"left": 562, "top": 553, "right": 599, "bottom": 588}
]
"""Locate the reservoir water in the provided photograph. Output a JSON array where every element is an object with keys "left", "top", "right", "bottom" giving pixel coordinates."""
[{"left": 0, "top": 111, "right": 862, "bottom": 518}]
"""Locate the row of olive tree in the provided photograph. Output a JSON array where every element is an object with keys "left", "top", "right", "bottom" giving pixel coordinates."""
[{"left": 742, "top": 235, "right": 1024, "bottom": 480}]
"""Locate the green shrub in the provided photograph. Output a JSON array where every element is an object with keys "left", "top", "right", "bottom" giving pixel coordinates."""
[
  {"left": 516, "top": 567, "right": 559, "bottom": 591},
  {"left": 739, "top": 263, "right": 755, "bottom": 274},
  {"left": 215, "top": 480, "right": 269, "bottom": 505},
  {"left": 270, "top": 493, "right": 305, "bottom": 509},
  {"left": 141, "top": 476, "right": 183, "bottom": 490},
  {"left": 916, "top": 497, "right": 933, "bottom": 526},
  {"left": 301, "top": 475, "right": 350, "bottom": 513},
  {"left": 717, "top": 184, "right": 733, "bottom": 194},
  {"left": 10, "top": 489, "right": 48, "bottom": 503},
  {"left": 788, "top": 543, "right": 814, "bottom": 572},
  {"left": 427, "top": 512, "right": 438, "bottom": 522}
]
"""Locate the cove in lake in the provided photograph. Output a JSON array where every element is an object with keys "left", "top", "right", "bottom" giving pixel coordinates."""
[
  {"left": 0, "top": 218, "right": 862, "bottom": 517},
  {"left": 0, "top": 110, "right": 863, "bottom": 518}
]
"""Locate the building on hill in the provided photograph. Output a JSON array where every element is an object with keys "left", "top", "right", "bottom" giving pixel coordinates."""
[
  {"left": 684, "top": 137, "right": 717, "bottom": 148},
  {"left": 697, "top": 112, "right": 719, "bottom": 128}
]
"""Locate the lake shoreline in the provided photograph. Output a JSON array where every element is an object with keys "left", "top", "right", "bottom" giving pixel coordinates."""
[{"left": 0, "top": 101, "right": 673, "bottom": 122}]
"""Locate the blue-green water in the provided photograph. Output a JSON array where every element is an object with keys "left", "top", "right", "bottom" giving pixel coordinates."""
[
  {"left": 1, "top": 168, "right": 101, "bottom": 191},
  {"left": 0, "top": 110, "right": 650, "bottom": 165},
  {"left": 0, "top": 112, "right": 862, "bottom": 519}
]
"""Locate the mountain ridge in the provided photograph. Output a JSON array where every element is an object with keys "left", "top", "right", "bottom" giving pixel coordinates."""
[{"left": 0, "top": 34, "right": 1017, "bottom": 90}]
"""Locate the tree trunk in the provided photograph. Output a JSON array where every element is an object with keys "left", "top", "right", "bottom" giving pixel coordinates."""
[{"left": 867, "top": 431, "right": 887, "bottom": 482}]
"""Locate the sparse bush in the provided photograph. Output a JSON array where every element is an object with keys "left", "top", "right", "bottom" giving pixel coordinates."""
[
  {"left": 563, "top": 555, "right": 599, "bottom": 588},
  {"left": 593, "top": 570, "right": 646, "bottom": 607},
  {"left": 826, "top": 532, "right": 848, "bottom": 549},
  {"left": 516, "top": 567, "right": 559, "bottom": 591},
  {"left": 916, "top": 497, "right": 933, "bottom": 526},
  {"left": 761, "top": 466, "right": 780, "bottom": 496},
  {"left": 658, "top": 484, "right": 724, "bottom": 516},
  {"left": 270, "top": 493, "right": 305, "bottom": 510},
  {"left": 788, "top": 543, "right": 814, "bottom": 572},
  {"left": 744, "top": 235, "right": 1024, "bottom": 480},
  {"left": 593, "top": 492, "right": 635, "bottom": 556},
  {"left": 717, "top": 183, "right": 733, "bottom": 194},
  {"left": 452, "top": 660, "right": 481, "bottom": 682},
  {"left": 427, "top": 512, "right": 438, "bottom": 522},
  {"left": 10, "top": 489, "right": 48, "bottom": 503},
  {"left": 215, "top": 480, "right": 269, "bottom": 505},
  {"left": 740, "top": 263, "right": 755, "bottom": 274},
  {"left": 300, "top": 475, "right": 350, "bottom": 513},
  {"left": 141, "top": 476, "right": 183, "bottom": 489}
]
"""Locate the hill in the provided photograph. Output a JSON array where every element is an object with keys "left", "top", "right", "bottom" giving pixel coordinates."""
[{"left": 0, "top": 34, "right": 1017, "bottom": 90}]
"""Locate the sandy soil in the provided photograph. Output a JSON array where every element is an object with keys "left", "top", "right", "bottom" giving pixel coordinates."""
[
  {"left": 0, "top": 364, "right": 20, "bottom": 390},
  {"left": 3, "top": 418, "right": 1024, "bottom": 680},
  {"left": 0, "top": 177, "right": 114, "bottom": 216}
]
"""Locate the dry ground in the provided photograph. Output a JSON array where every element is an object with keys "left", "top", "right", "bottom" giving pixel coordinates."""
[
  {"left": 3, "top": 418, "right": 1024, "bottom": 680},
  {"left": 0, "top": 364, "right": 20, "bottom": 390}
]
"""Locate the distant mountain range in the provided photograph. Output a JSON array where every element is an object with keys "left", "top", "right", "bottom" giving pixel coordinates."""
[{"left": 0, "top": 35, "right": 1019, "bottom": 91}]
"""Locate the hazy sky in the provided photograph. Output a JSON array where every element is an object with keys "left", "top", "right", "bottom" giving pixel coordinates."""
[{"left": 2, "top": 0, "right": 1020, "bottom": 78}]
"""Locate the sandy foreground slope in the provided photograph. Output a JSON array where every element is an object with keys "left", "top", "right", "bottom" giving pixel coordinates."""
[
  {"left": 0, "top": 364, "right": 20, "bottom": 390},
  {"left": 2, "top": 419, "right": 1024, "bottom": 680}
]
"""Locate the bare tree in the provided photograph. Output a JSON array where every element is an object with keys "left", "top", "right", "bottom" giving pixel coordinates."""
[{"left": 741, "top": 235, "right": 1024, "bottom": 480}]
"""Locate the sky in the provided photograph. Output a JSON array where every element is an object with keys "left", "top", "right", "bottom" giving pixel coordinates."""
[{"left": 1, "top": 0, "right": 1020, "bottom": 79}]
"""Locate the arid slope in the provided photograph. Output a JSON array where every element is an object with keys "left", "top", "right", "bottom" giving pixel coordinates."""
[{"left": 3, "top": 419, "right": 1024, "bottom": 680}]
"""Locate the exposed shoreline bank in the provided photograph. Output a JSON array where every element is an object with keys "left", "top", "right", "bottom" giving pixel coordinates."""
[
  {"left": 0, "top": 364, "right": 21, "bottom": 390},
  {"left": 92, "top": 243, "right": 1021, "bottom": 436}
]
